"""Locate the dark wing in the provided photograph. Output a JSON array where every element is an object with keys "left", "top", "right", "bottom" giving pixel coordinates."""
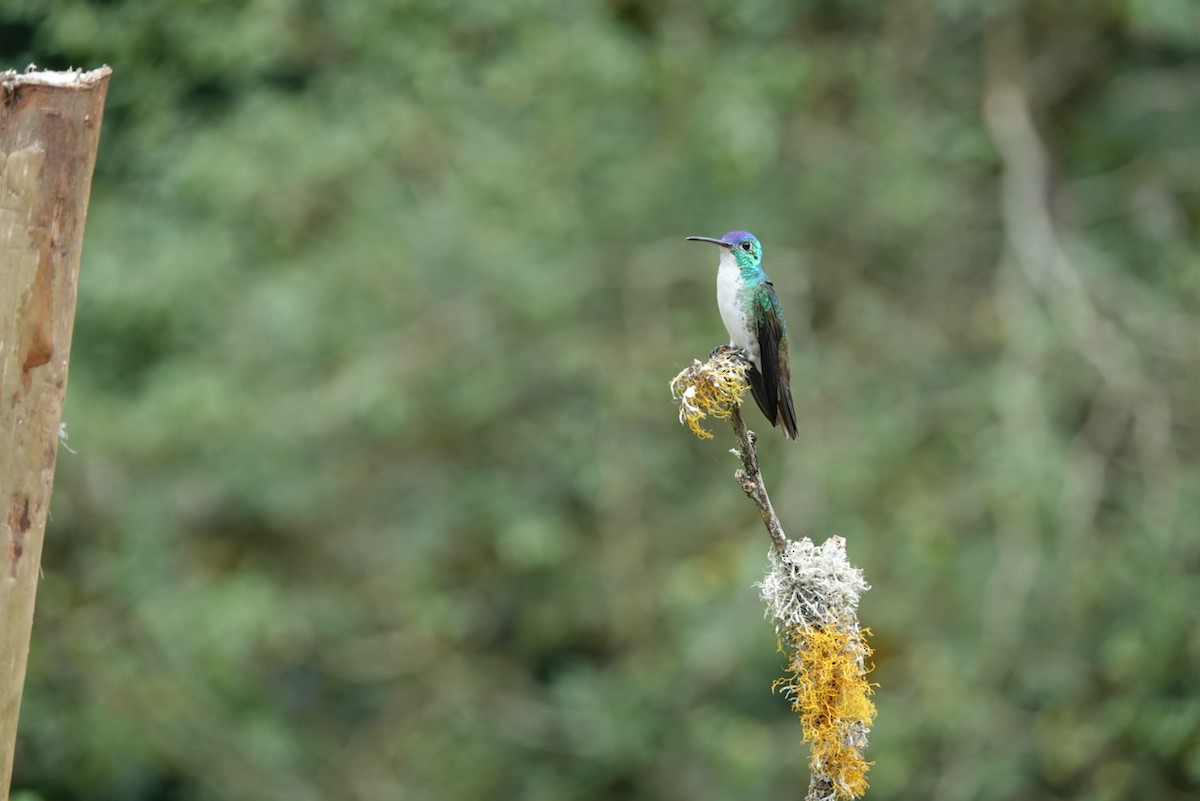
[
  {"left": 755, "top": 282, "right": 798, "bottom": 439},
  {"left": 746, "top": 363, "right": 775, "bottom": 432}
]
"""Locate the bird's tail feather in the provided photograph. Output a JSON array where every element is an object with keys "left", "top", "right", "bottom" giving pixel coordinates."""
[
  {"left": 776, "top": 379, "right": 798, "bottom": 440},
  {"left": 746, "top": 366, "right": 797, "bottom": 439},
  {"left": 747, "top": 365, "right": 798, "bottom": 440}
]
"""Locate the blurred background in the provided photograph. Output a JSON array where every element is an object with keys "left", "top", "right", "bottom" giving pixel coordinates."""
[{"left": 4, "top": 1, "right": 1200, "bottom": 799}]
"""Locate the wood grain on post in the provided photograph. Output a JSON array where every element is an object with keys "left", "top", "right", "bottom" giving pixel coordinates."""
[{"left": 0, "top": 66, "right": 111, "bottom": 797}]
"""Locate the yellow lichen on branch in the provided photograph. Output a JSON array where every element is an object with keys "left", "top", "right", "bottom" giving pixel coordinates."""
[
  {"left": 774, "top": 624, "right": 876, "bottom": 800},
  {"left": 760, "top": 537, "right": 874, "bottom": 801},
  {"left": 669, "top": 350, "right": 750, "bottom": 439}
]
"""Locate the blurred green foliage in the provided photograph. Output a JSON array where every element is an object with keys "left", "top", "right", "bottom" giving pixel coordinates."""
[{"left": 4, "top": 1, "right": 1200, "bottom": 799}]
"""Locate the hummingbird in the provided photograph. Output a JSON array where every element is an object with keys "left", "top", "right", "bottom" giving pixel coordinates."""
[{"left": 686, "top": 231, "right": 798, "bottom": 439}]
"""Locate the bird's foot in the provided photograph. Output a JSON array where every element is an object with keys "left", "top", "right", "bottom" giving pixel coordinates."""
[{"left": 711, "top": 344, "right": 751, "bottom": 365}]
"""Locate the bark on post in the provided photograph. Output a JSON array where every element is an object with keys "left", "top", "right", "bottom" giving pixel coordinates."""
[{"left": 0, "top": 66, "right": 110, "bottom": 798}]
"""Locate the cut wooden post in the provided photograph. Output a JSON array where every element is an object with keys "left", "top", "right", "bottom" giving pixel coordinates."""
[{"left": 0, "top": 66, "right": 111, "bottom": 798}]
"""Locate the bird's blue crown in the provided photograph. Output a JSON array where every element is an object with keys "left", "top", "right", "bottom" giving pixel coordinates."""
[{"left": 720, "top": 231, "right": 757, "bottom": 246}]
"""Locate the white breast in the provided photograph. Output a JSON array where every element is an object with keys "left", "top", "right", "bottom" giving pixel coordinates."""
[{"left": 715, "top": 249, "right": 760, "bottom": 369}]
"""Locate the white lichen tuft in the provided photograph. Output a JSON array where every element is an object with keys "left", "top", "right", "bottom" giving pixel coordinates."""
[
  {"left": 759, "top": 535, "right": 869, "bottom": 630},
  {"left": 58, "top": 421, "right": 77, "bottom": 454},
  {"left": 760, "top": 536, "right": 875, "bottom": 801}
]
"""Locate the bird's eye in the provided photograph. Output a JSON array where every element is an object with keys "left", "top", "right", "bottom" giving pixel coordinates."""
[{"left": 741, "top": 241, "right": 753, "bottom": 252}]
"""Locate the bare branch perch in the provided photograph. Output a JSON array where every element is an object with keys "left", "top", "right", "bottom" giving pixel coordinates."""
[
  {"left": 0, "top": 65, "right": 111, "bottom": 797},
  {"left": 728, "top": 403, "right": 789, "bottom": 557}
]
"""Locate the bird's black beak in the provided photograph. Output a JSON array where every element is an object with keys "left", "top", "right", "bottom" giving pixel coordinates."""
[{"left": 685, "top": 236, "right": 731, "bottom": 248}]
